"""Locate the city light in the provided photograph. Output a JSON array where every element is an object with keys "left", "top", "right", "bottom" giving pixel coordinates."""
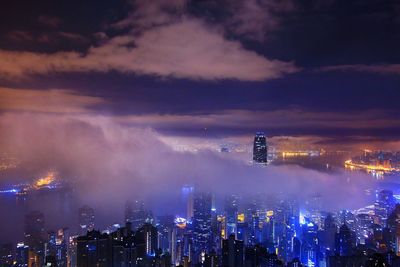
[
  {"left": 344, "top": 160, "right": 397, "bottom": 173},
  {"left": 237, "top": 213, "right": 245, "bottom": 223},
  {"left": 34, "top": 171, "right": 57, "bottom": 188},
  {"left": 0, "top": 171, "right": 64, "bottom": 196},
  {"left": 299, "top": 212, "right": 306, "bottom": 225},
  {"left": 174, "top": 216, "right": 187, "bottom": 229},
  {"left": 281, "top": 151, "right": 320, "bottom": 158}
]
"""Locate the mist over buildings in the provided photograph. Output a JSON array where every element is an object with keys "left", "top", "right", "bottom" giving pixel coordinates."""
[{"left": 0, "top": 112, "right": 379, "bottom": 242}]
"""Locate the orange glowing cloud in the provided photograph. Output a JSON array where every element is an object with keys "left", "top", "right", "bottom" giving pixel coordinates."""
[{"left": 0, "top": 87, "right": 104, "bottom": 113}]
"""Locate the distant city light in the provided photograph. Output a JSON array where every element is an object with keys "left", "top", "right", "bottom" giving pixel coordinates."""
[
  {"left": 174, "top": 216, "right": 187, "bottom": 229},
  {"left": 299, "top": 212, "right": 306, "bottom": 225}
]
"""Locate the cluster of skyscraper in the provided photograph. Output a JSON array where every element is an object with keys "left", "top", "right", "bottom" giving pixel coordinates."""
[
  {"left": 1, "top": 134, "right": 400, "bottom": 266},
  {"left": 2, "top": 187, "right": 400, "bottom": 266},
  {"left": 2, "top": 210, "right": 71, "bottom": 267}
]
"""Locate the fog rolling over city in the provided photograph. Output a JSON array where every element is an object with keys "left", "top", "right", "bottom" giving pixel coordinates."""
[
  {"left": 1, "top": 0, "right": 400, "bottom": 266},
  {"left": 0, "top": 112, "right": 377, "bottom": 237}
]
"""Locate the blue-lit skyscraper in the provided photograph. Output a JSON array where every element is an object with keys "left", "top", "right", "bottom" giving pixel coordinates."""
[
  {"left": 192, "top": 192, "right": 212, "bottom": 263},
  {"left": 319, "top": 214, "right": 336, "bottom": 252},
  {"left": 136, "top": 223, "right": 158, "bottom": 257},
  {"left": 300, "top": 222, "right": 319, "bottom": 267},
  {"left": 182, "top": 185, "right": 195, "bottom": 220},
  {"left": 16, "top": 242, "right": 29, "bottom": 267},
  {"left": 253, "top": 132, "right": 268, "bottom": 163},
  {"left": 375, "top": 190, "right": 396, "bottom": 226},
  {"left": 356, "top": 214, "right": 373, "bottom": 245},
  {"left": 225, "top": 195, "right": 239, "bottom": 238},
  {"left": 335, "top": 224, "right": 354, "bottom": 256}
]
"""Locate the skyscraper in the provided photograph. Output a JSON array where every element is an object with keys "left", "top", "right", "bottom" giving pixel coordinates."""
[
  {"left": 0, "top": 243, "right": 13, "bottom": 266},
  {"left": 125, "top": 200, "right": 148, "bottom": 230},
  {"left": 78, "top": 205, "right": 95, "bottom": 235},
  {"left": 67, "top": 236, "right": 78, "bottom": 267},
  {"left": 135, "top": 223, "right": 158, "bottom": 257},
  {"left": 125, "top": 201, "right": 133, "bottom": 223},
  {"left": 192, "top": 192, "right": 212, "bottom": 262},
  {"left": 16, "top": 242, "right": 29, "bottom": 267},
  {"left": 76, "top": 230, "right": 112, "bottom": 267},
  {"left": 319, "top": 214, "right": 337, "bottom": 252},
  {"left": 335, "top": 224, "right": 354, "bottom": 256},
  {"left": 375, "top": 190, "right": 396, "bottom": 226},
  {"left": 300, "top": 222, "right": 319, "bottom": 266},
  {"left": 156, "top": 215, "right": 174, "bottom": 255},
  {"left": 356, "top": 214, "right": 373, "bottom": 245},
  {"left": 253, "top": 132, "right": 268, "bottom": 163},
  {"left": 24, "top": 211, "right": 46, "bottom": 258},
  {"left": 222, "top": 234, "right": 244, "bottom": 267},
  {"left": 225, "top": 195, "right": 239, "bottom": 237},
  {"left": 182, "top": 185, "right": 194, "bottom": 220},
  {"left": 47, "top": 228, "right": 68, "bottom": 267}
]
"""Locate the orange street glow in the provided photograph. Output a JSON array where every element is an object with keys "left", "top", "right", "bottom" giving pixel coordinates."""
[{"left": 34, "top": 171, "right": 57, "bottom": 188}]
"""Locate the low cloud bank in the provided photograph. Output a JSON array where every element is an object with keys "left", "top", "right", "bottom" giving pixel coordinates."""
[
  {"left": 0, "top": 112, "right": 377, "bottom": 241},
  {"left": 0, "top": 112, "right": 375, "bottom": 206}
]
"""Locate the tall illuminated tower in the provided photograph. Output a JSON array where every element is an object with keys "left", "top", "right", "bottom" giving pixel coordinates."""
[
  {"left": 78, "top": 205, "right": 95, "bottom": 235},
  {"left": 136, "top": 223, "right": 158, "bottom": 257},
  {"left": 16, "top": 242, "right": 29, "bottom": 267},
  {"left": 253, "top": 132, "right": 267, "bottom": 163},
  {"left": 182, "top": 185, "right": 194, "bottom": 220},
  {"left": 193, "top": 192, "right": 212, "bottom": 262},
  {"left": 225, "top": 195, "right": 239, "bottom": 237}
]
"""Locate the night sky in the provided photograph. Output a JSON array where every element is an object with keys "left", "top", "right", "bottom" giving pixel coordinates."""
[{"left": 1, "top": 0, "right": 400, "bottom": 146}]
